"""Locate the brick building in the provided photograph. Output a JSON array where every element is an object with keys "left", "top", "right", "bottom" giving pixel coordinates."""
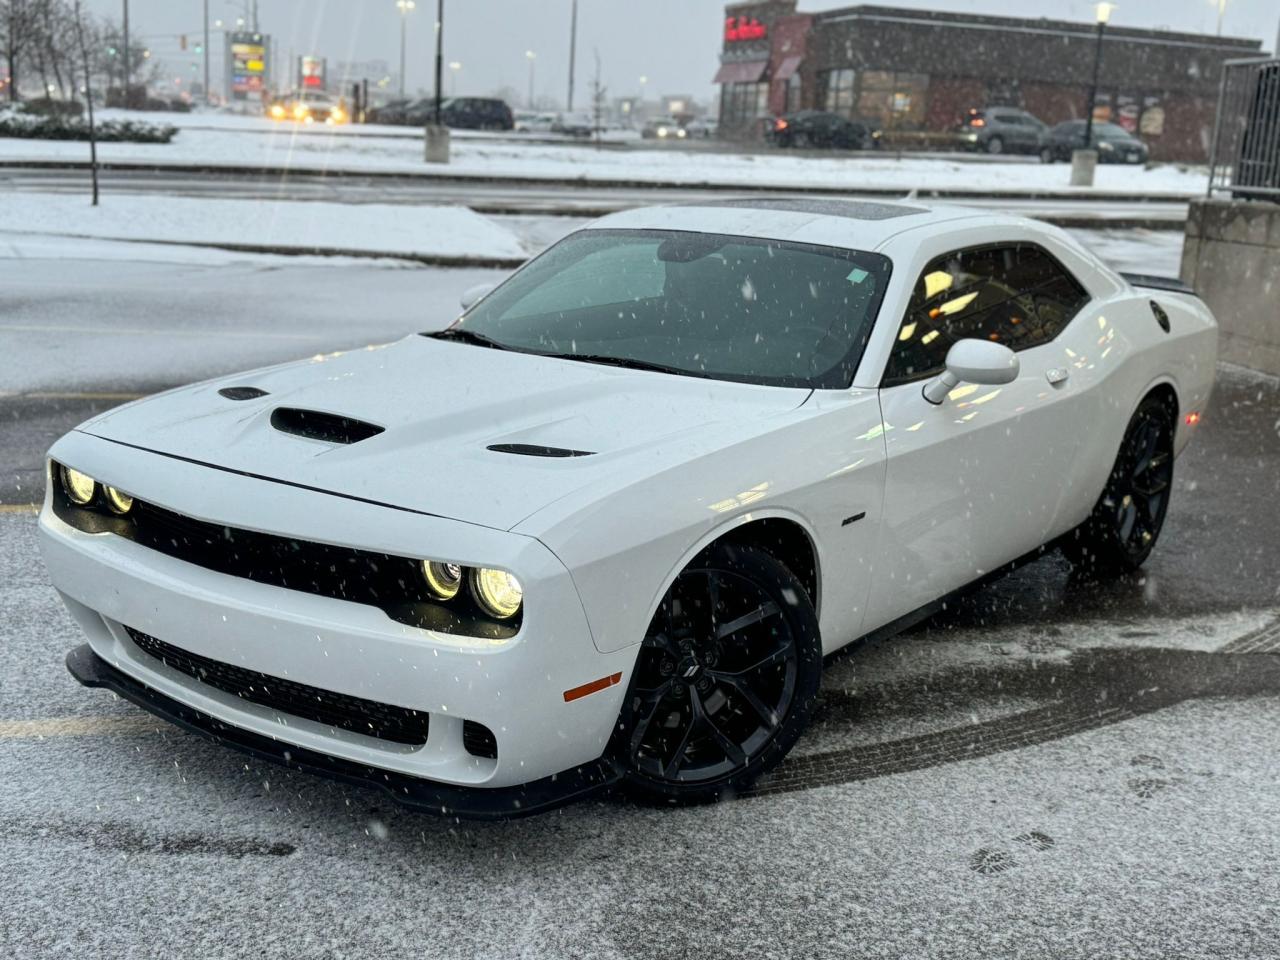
[{"left": 714, "top": 1, "right": 1266, "bottom": 161}]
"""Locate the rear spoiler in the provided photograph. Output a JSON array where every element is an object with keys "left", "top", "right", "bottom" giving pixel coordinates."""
[{"left": 1120, "top": 272, "right": 1196, "bottom": 296}]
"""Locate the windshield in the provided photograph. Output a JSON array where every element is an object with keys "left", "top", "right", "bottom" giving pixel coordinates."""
[{"left": 446, "top": 228, "right": 892, "bottom": 388}]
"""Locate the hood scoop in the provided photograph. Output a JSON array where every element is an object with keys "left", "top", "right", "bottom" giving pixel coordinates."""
[
  {"left": 270, "top": 407, "right": 385, "bottom": 445},
  {"left": 219, "top": 386, "right": 269, "bottom": 401},
  {"left": 487, "top": 443, "right": 595, "bottom": 459}
]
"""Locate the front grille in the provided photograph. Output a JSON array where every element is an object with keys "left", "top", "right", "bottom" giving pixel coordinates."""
[{"left": 126, "top": 627, "right": 431, "bottom": 745}]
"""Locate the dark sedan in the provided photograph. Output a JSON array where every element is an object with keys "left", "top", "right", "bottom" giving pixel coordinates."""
[
  {"left": 1041, "top": 121, "right": 1150, "bottom": 164},
  {"left": 767, "top": 111, "right": 880, "bottom": 150}
]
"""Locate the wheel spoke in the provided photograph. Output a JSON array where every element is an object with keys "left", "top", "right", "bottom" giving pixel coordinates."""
[
  {"left": 641, "top": 631, "right": 681, "bottom": 660},
  {"left": 705, "top": 571, "right": 721, "bottom": 639},
  {"left": 628, "top": 680, "right": 675, "bottom": 757},
  {"left": 691, "top": 690, "right": 746, "bottom": 767},
  {"left": 661, "top": 712, "right": 699, "bottom": 779},
  {"left": 707, "top": 642, "right": 792, "bottom": 678},
  {"left": 716, "top": 601, "right": 780, "bottom": 640},
  {"left": 714, "top": 674, "right": 780, "bottom": 730}
]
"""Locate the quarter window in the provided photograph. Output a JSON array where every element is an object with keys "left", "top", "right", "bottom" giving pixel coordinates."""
[{"left": 883, "top": 244, "right": 1090, "bottom": 386}]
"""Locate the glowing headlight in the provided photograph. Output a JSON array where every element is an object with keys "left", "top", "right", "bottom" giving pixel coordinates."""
[
  {"left": 270, "top": 104, "right": 285, "bottom": 119},
  {"left": 471, "top": 567, "right": 523, "bottom": 619},
  {"left": 421, "top": 560, "right": 463, "bottom": 600},
  {"left": 293, "top": 104, "right": 308, "bottom": 119},
  {"left": 60, "top": 465, "right": 96, "bottom": 505},
  {"left": 104, "top": 486, "right": 134, "bottom": 515},
  {"left": 331, "top": 108, "right": 346, "bottom": 122}
]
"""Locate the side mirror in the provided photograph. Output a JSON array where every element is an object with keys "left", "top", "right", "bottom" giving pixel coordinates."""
[
  {"left": 459, "top": 282, "right": 497, "bottom": 311},
  {"left": 922, "top": 339, "right": 1019, "bottom": 405}
]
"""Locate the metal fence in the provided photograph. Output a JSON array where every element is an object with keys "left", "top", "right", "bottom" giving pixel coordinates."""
[{"left": 1208, "top": 57, "right": 1280, "bottom": 200}]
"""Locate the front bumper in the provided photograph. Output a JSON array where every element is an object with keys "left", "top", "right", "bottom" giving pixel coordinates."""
[
  {"left": 65, "top": 644, "right": 619, "bottom": 819},
  {"left": 42, "top": 432, "right": 638, "bottom": 807}
]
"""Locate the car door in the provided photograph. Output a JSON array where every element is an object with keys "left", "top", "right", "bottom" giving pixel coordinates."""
[{"left": 863, "top": 241, "right": 1095, "bottom": 631}]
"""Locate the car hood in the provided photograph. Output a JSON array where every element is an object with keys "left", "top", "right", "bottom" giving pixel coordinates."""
[{"left": 79, "top": 336, "right": 811, "bottom": 531}]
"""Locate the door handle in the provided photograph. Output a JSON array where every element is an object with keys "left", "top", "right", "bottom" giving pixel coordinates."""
[{"left": 1046, "top": 368, "right": 1069, "bottom": 385}]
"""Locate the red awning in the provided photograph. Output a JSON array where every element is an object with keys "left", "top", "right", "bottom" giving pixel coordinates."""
[
  {"left": 713, "top": 59, "right": 768, "bottom": 84},
  {"left": 774, "top": 56, "right": 803, "bottom": 81}
]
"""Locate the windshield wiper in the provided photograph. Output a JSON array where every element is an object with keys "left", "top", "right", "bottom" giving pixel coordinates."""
[
  {"left": 423, "top": 328, "right": 511, "bottom": 351},
  {"left": 539, "top": 352, "right": 692, "bottom": 377}
]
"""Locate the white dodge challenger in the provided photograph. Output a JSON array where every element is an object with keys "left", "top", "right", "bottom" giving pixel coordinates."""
[{"left": 41, "top": 199, "right": 1217, "bottom": 817}]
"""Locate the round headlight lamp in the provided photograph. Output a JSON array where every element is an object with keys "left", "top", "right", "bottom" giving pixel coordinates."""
[
  {"left": 421, "top": 560, "right": 463, "bottom": 601},
  {"left": 103, "top": 486, "right": 134, "bottom": 515},
  {"left": 60, "top": 465, "right": 96, "bottom": 505},
  {"left": 470, "top": 567, "right": 523, "bottom": 619}
]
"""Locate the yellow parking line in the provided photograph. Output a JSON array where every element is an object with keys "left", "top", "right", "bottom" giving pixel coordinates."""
[
  {"left": 0, "top": 715, "right": 161, "bottom": 739},
  {"left": 0, "top": 504, "right": 39, "bottom": 515}
]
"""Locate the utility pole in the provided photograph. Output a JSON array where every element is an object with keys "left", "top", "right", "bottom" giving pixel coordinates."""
[
  {"left": 397, "top": 0, "right": 415, "bottom": 99},
  {"left": 1083, "top": 7, "right": 1111, "bottom": 149},
  {"left": 525, "top": 50, "right": 536, "bottom": 108},
  {"left": 203, "top": 0, "right": 210, "bottom": 105},
  {"left": 73, "top": 0, "right": 99, "bottom": 205},
  {"left": 122, "top": 0, "right": 129, "bottom": 104},
  {"left": 433, "top": 0, "right": 443, "bottom": 124},
  {"left": 252, "top": 0, "right": 259, "bottom": 32},
  {"left": 567, "top": 0, "right": 578, "bottom": 111}
]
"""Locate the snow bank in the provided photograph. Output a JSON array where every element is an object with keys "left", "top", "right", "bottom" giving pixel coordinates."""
[
  {"left": 0, "top": 121, "right": 1209, "bottom": 196},
  {"left": 0, "top": 192, "right": 527, "bottom": 260}
]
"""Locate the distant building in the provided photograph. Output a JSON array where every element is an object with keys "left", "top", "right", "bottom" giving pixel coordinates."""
[{"left": 714, "top": 1, "right": 1264, "bottom": 161}]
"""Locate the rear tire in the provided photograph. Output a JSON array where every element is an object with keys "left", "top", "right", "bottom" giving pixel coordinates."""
[
  {"left": 1061, "top": 393, "right": 1176, "bottom": 576},
  {"left": 1040, "top": 146, "right": 1055, "bottom": 164},
  {"left": 613, "top": 543, "right": 822, "bottom": 805}
]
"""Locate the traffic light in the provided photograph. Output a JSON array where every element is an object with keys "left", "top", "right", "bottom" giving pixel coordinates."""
[{"left": 180, "top": 35, "right": 187, "bottom": 51}]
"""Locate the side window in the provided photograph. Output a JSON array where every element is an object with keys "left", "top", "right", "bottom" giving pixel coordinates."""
[{"left": 882, "top": 244, "right": 1090, "bottom": 386}]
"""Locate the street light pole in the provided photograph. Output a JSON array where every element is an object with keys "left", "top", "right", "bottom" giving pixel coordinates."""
[
  {"left": 396, "top": 0, "right": 415, "bottom": 98},
  {"left": 525, "top": 50, "right": 536, "bottom": 109},
  {"left": 567, "top": 0, "right": 578, "bottom": 111},
  {"left": 122, "top": 0, "right": 129, "bottom": 104},
  {"left": 1083, "top": 2, "right": 1113, "bottom": 150},
  {"left": 203, "top": 0, "right": 210, "bottom": 105},
  {"left": 433, "top": 0, "right": 443, "bottom": 125}
]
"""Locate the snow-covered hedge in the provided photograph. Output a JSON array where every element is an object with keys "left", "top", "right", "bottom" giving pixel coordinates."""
[{"left": 0, "top": 109, "right": 176, "bottom": 143}]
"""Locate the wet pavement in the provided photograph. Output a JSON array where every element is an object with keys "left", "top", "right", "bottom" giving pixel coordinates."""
[{"left": 2, "top": 239, "right": 1279, "bottom": 958}]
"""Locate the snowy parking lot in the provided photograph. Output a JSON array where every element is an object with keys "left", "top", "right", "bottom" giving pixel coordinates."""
[{"left": 2, "top": 220, "right": 1279, "bottom": 955}]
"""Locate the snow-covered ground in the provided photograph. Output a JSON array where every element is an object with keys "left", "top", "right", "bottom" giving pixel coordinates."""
[
  {"left": 0, "top": 110, "right": 1207, "bottom": 196},
  {"left": 0, "top": 192, "right": 526, "bottom": 261}
]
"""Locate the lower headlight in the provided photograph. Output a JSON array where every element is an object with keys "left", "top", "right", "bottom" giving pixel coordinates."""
[
  {"left": 471, "top": 567, "right": 523, "bottom": 619},
  {"left": 421, "top": 560, "right": 463, "bottom": 600},
  {"left": 61, "top": 465, "right": 96, "bottom": 505},
  {"left": 103, "top": 486, "right": 134, "bottom": 515}
]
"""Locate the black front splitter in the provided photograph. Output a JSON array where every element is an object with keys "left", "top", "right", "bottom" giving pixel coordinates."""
[{"left": 66, "top": 644, "right": 621, "bottom": 821}]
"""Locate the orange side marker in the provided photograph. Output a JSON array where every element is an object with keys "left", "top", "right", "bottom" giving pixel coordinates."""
[{"left": 563, "top": 672, "right": 623, "bottom": 703}]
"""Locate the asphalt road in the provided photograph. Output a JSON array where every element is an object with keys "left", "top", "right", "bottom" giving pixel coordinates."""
[
  {"left": 2, "top": 234, "right": 1279, "bottom": 958},
  {"left": 0, "top": 165, "right": 1190, "bottom": 226}
]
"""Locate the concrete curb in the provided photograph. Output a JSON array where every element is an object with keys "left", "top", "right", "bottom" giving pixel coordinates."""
[{"left": 0, "top": 158, "right": 1199, "bottom": 205}]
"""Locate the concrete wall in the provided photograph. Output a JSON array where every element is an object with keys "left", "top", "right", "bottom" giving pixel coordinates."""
[{"left": 1181, "top": 198, "right": 1280, "bottom": 376}]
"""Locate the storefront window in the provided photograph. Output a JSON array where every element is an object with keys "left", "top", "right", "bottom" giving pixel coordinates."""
[
  {"left": 820, "top": 68, "right": 855, "bottom": 112},
  {"left": 856, "top": 71, "right": 929, "bottom": 129},
  {"left": 785, "top": 73, "right": 802, "bottom": 113},
  {"left": 722, "top": 82, "right": 769, "bottom": 126}
]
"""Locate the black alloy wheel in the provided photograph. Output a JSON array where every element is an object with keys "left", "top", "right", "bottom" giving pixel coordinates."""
[
  {"left": 1062, "top": 393, "right": 1176, "bottom": 574},
  {"left": 615, "top": 543, "right": 821, "bottom": 804}
]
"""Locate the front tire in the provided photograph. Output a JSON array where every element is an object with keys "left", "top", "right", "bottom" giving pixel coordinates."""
[
  {"left": 1061, "top": 393, "right": 1176, "bottom": 575},
  {"left": 986, "top": 135, "right": 1004, "bottom": 154},
  {"left": 614, "top": 543, "right": 822, "bottom": 805}
]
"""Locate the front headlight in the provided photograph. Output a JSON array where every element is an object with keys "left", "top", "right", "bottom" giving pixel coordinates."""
[
  {"left": 270, "top": 104, "right": 285, "bottom": 119},
  {"left": 61, "top": 465, "right": 96, "bottom": 505},
  {"left": 421, "top": 560, "right": 463, "bottom": 600},
  {"left": 1098, "top": 141, "right": 1114, "bottom": 151},
  {"left": 471, "top": 567, "right": 523, "bottom": 619},
  {"left": 103, "top": 486, "right": 134, "bottom": 515}
]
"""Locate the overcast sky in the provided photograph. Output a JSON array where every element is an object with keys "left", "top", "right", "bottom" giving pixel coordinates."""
[{"left": 85, "top": 0, "right": 1280, "bottom": 107}]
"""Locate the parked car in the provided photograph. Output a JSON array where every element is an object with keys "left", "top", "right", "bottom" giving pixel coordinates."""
[
  {"left": 958, "top": 107, "right": 1047, "bottom": 155},
  {"left": 552, "top": 111, "right": 596, "bottom": 137},
  {"left": 684, "top": 117, "right": 718, "bottom": 139},
  {"left": 404, "top": 96, "right": 513, "bottom": 130},
  {"left": 365, "top": 98, "right": 411, "bottom": 124},
  {"left": 767, "top": 111, "right": 880, "bottom": 149},
  {"left": 1040, "top": 120, "right": 1151, "bottom": 164},
  {"left": 641, "top": 116, "right": 687, "bottom": 139},
  {"left": 49, "top": 198, "right": 1217, "bottom": 818}
]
